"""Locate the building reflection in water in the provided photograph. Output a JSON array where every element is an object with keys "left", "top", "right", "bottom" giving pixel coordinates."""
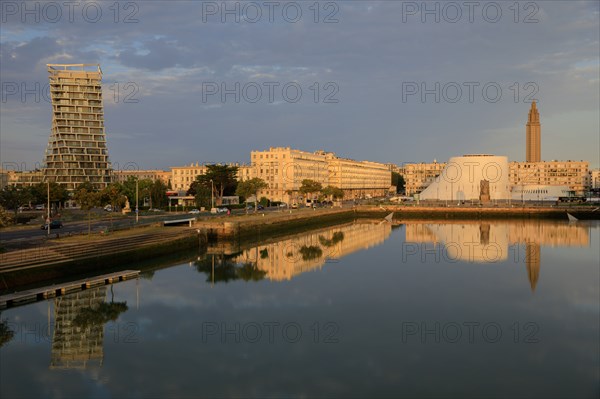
[
  {"left": 198, "top": 221, "right": 392, "bottom": 283},
  {"left": 405, "top": 220, "right": 589, "bottom": 292},
  {"left": 50, "top": 286, "right": 128, "bottom": 370},
  {"left": 235, "top": 221, "right": 392, "bottom": 281}
]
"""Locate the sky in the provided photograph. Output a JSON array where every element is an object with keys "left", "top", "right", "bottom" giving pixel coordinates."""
[{"left": 1, "top": 0, "right": 599, "bottom": 172}]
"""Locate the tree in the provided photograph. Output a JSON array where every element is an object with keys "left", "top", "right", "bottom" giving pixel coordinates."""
[
  {"left": 194, "top": 255, "right": 266, "bottom": 283},
  {"left": 30, "top": 182, "right": 69, "bottom": 209},
  {"left": 121, "top": 177, "right": 152, "bottom": 208},
  {"left": 188, "top": 180, "right": 212, "bottom": 209},
  {"left": 100, "top": 183, "right": 127, "bottom": 226},
  {"left": 322, "top": 186, "right": 344, "bottom": 201},
  {"left": 73, "top": 300, "right": 128, "bottom": 328},
  {"left": 236, "top": 178, "right": 268, "bottom": 213},
  {"left": 0, "top": 206, "right": 13, "bottom": 228},
  {"left": 0, "top": 186, "right": 31, "bottom": 222},
  {"left": 199, "top": 165, "right": 239, "bottom": 206},
  {"left": 77, "top": 181, "right": 97, "bottom": 192},
  {"left": 0, "top": 317, "right": 15, "bottom": 348},
  {"left": 236, "top": 262, "right": 267, "bottom": 282},
  {"left": 392, "top": 172, "right": 405, "bottom": 194},
  {"left": 299, "top": 179, "right": 323, "bottom": 201},
  {"left": 149, "top": 180, "right": 168, "bottom": 209},
  {"left": 74, "top": 186, "right": 101, "bottom": 236}
]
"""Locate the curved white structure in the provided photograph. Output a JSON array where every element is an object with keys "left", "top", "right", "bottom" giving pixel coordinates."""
[
  {"left": 511, "top": 185, "right": 571, "bottom": 202},
  {"left": 419, "top": 154, "right": 510, "bottom": 201}
]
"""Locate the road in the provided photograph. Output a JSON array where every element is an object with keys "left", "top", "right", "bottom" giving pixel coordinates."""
[
  {"left": 0, "top": 212, "right": 202, "bottom": 241},
  {"left": 0, "top": 205, "right": 323, "bottom": 242}
]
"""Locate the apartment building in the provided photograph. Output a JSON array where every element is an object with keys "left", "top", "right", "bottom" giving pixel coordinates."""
[
  {"left": 4, "top": 170, "right": 44, "bottom": 188},
  {"left": 509, "top": 160, "right": 589, "bottom": 195},
  {"left": 589, "top": 169, "right": 600, "bottom": 191},
  {"left": 113, "top": 169, "right": 171, "bottom": 186},
  {"left": 170, "top": 163, "right": 253, "bottom": 192},
  {"left": 324, "top": 152, "right": 390, "bottom": 198},
  {"left": 251, "top": 147, "right": 391, "bottom": 203},
  {"left": 403, "top": 161, "right": 446, "bottom": 196},
  {"left": 171, "top": 163, "right": 208, "bottom": 192}
]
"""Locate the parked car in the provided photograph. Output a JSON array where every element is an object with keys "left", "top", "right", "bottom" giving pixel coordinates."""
[
  {"left": 149, "top": 208, "right": 162, "bottom": 212},
  {"left": 35, "top": 204, "right": 45, "bottom": 210},
  {"left": 291, "top": 203, "right": 298, "bottom": 209},
  {"left": 217, "top": 207, "right": 229, "bottom": 213},
  {"left": 41, "top": 220, "right": 63, "bottom": 230},
  {"left": 104, "top": 205, "right": 112, "bottom": 212},
  {"left": 188, "top": 209, "right": 200, "bottom": 214},
  {"left": 279, "top": 202, "right": 288, "bottom": 207}
]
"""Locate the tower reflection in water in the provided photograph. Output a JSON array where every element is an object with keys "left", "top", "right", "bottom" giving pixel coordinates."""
[
  {"left": 405, "top": 220, "right": 589, "bottom": 292},
  {"left": 50, "top": 286, "right": 128, "bottom": 370}
]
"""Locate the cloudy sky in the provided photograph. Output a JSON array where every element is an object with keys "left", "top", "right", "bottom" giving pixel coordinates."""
[{"left": 1, "top": 0, "right": 598, "bottom": 171}]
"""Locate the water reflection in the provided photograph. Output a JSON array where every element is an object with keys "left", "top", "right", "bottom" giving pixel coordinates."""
[
  {"left": 194, "top": 256, "right": 268, "bottom": 283},
  {"left": 0, "top": 315, "right": 14, "bottom": 348},
  {"left": 0, "top": 220, "right": 597, "bottom": 398},
  {"left": 199, "top": 221, "right": 392, "bottom": 282},
  {"left": 405, "top": 220, "right": 590, "bottom": 292},
  {"left": 50, "top": 286, "right": 129, "bottom": 370},
  {"left": 0, "top": 287, "right": 127, "bottom": 367},
  {"left": 198, "top": 219, "right": 590, "bottom": 294}
]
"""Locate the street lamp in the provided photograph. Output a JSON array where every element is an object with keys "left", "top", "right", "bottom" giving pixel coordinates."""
[
  {"left": 210, "top": 179, "right": 214, "bottom": 209},
  {"left": 135, "top": 178, "right": 139, "bottom": 223}
]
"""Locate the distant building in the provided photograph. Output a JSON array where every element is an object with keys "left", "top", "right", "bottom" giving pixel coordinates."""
[
  {"left": 113, "top": 169, "right": 171, "bottom": 186},
  {"left": 526, "top": 101, "right": 541, "bottom": 162},
  {"left": 509, "top": 160, "right": 589, "bottom": 195},
  {"left": 171, "top": 163, "right": 208, "bottom": 192},
  {"left": 170, "top": 162, "right": 251, "bottom": 192},
  {"left": 403, "top": 161, "right": 446, "bottom": 196},
  {"left": 589, "top": 169, "right": 600, "bottom": 191},
  {"left": 43, "top": 64, "right": 112, "bottom": 191},
  {"left": 515, "top": 102, "right": 589, "bottom": 194},
  {"left": 5, "top": 169, "right": 44, "bottom": 187},
  {"left": 251, "top": 147, "right": 391, "bottom": 203}
]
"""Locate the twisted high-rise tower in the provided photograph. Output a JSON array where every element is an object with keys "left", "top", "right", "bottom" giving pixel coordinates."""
[{"left": 44, "top": 64, "right": 112, "bottom": 191}]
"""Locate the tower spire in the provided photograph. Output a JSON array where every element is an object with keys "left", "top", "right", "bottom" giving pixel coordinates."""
[{"left": 526, "top": 101, "right": 541, "bottom": 162}]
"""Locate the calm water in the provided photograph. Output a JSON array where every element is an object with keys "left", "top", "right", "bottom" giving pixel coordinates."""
[{"left": 1, "top": 220, "right": 598, "bottom": 398}]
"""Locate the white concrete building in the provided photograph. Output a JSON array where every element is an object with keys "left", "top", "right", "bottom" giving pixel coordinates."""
[{"left": 419, "top": 155, "right": 510, "bottom": 201}]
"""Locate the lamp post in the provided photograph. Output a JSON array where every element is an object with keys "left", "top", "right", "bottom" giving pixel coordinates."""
[
  {"left": 135, "top": 178, "right": 139, "bottom": 223},
  {"left": 210, "top": 179, "right": 214, "bottom": 209}
]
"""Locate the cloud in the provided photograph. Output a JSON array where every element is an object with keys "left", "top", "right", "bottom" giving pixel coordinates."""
[{"left": 1, "top": 1, "right": 598, "bottom": 169}]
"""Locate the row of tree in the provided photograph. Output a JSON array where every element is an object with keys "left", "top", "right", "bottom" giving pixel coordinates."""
[{"left": 0, "top": 177, "right": 169, "bottom": 229}]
